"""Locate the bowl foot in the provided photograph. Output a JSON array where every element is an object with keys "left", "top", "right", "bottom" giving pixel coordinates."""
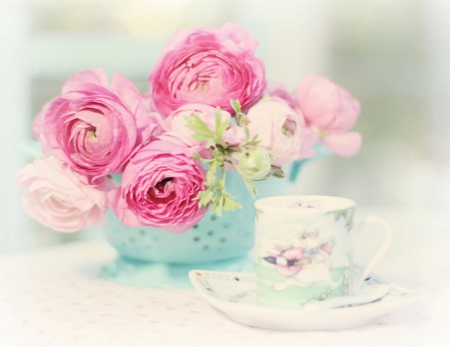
[{"left": 100, "top": 255, "right": 250, "bottom": 288}]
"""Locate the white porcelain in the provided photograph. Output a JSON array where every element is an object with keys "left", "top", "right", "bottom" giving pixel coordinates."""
[
  {"left": 189, "top": 269, "right": 425, "bottom": 331},
  {"left": 254, "top": 195, "right": 392, "bottom": 308}
]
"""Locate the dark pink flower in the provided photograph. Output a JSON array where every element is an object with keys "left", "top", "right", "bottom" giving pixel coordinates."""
[
  {"left": 42, "top": 69, "right": 160, "bottom": 178},
  {"left": 108, "top": 140, "right": 207, "bottom": 233},
  {"left": 148, "top": 23, "right": 266, "bottom": 116}
]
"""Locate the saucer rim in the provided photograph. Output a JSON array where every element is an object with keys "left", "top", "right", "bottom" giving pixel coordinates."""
[{"left": 189, "top": 270, "right": 425, "bottom": 316}]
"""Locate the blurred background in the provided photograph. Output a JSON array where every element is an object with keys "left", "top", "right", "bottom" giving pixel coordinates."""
[{"left": 1, "top": 0, "right": 449, "bottom": 254}]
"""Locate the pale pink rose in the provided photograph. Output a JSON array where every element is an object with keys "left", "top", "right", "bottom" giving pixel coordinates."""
[
  {"left": 148, "top": 23, "right": 266, "bottom": 116},
  {"left": 15, "top": 156, "right": 115, "bottom": 232},
  {"left": 108, "top": 140, "right": 207, "bottom": 233},
  {"left": 295, "top": 75, "right": 362, "bottom": 156},
  {"left": 42, "top": 69, "right": 160, "bottom": 178},
  {"left": 247, "top": 99, "right": 309, "bottom": 167},
  {"left": 264, "top": 82, "right": 319, "bottom": 159},
  {"left": 158, "top": 104, "right": 245, "bottom": 157}
]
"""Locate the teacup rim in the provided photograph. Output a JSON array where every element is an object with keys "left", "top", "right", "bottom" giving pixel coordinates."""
[{"left": 254, "top": 195, "right": 356, "bottom": 214}]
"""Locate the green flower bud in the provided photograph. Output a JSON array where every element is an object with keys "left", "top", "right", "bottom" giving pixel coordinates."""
[{"left": 239, "top": 148, "right": 272, "bottom": 181}]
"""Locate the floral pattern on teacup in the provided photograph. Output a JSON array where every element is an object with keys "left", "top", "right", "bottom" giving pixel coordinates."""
[
  {"left": 262, "top": 229, "right": 344, "bottom": 292},
  {"left": 328, "top": 207, "right": 355, "bottom": 232}
]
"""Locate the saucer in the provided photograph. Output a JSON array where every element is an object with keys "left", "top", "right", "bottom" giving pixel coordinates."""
[{"left": 189, "top": 270, "right": 425, "bottom": 331}]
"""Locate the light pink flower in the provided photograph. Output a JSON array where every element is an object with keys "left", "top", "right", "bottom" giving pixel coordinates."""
[
  {"left": 247, "top": 99, "right": 309, "bottom": 167},
  {"left": 264, "top": 82, "right": 319, "bottom": 159},
  {"left": 15, "top": 156, "right": 115, "bottom": 232},
  {"left": 108, "top": 140, "right": 207, "bottom": 233},
  {"left": 148, "top": 23, "right": 266, "bottom": 116},
  {"left": 295, "top": 75, "right": 362, "bottom": 157},
  {"left": 42, "top": 69, "right": 160, "bottom": 178},
  {"left": 158, "top": 104, "right": 245, "bottom": 157}
]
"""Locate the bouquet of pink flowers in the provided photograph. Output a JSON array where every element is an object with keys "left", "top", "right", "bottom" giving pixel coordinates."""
[{"left": 16, "top": 23, "right": 361, "bottom": 234}]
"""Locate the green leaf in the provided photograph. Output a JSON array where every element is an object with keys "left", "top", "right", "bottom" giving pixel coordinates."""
[
  {"left": 223, "top": 194, "right": 242, "bottom": 211},
  {"left": 216, "top": 195, "right": 225, "bottom": 217},
  {"left": 270, "top": 166, "right": 285, "bottom": 179},
  {"left": 230, "top": 100, "right": 242, "bottom": 114},
  {"left": 214, "top": 107, "right": 222, "bottom": 131},
  {"left": 244, "top": 134, "right": 261, "bottom": 147},
  {"left": 242, "top": 178, "right": 258, "bottom": 197},
  {"left": 216, "top": 119, "right": 230, "bottom": 139},
  {"left": 197, "top": 190, "right": 214, "bottom": 207},
  {"left": 244, "top": 126, "right": 250, "bottom": 142},
  {"left": 204, "top": 159, "right": 218, "bottom": 186},
  {"left": 184, "top": 114, "right": 214, "bottom": 142}
]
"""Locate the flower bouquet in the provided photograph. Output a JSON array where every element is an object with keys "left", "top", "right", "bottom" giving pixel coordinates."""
[{"left": 16, "top": 23, "right": 361, "bottom": 287}]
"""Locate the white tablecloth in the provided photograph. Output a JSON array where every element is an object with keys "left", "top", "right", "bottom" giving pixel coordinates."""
[{"left": 0, "top": 208, "right": 449, "bottom": 347}]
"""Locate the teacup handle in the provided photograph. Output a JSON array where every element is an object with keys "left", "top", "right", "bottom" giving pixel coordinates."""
[{"left": 353, "top": 217, "right": 392, "bottom": 292}]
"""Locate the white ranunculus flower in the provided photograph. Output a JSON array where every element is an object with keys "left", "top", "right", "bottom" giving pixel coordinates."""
[{"left": 247, "top": 99, "right": 303, "bottom": 167}]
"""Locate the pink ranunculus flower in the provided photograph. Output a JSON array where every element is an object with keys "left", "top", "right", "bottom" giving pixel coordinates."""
[
  {"left": 295, "top": 75, "right": 362, "bottom": 157},
  {"left": 15, "top": 156, "right": 115, "bottom": 232},
  {"left": 264, "top": 81, "right": 319, "bottom": 160},
  {"left": 108, "top": 140, "right": 208, "bottom": 233},
  {"left": 158, "top": 104, "right": 245, "bottom": 157},
  {"left": 42, "top": 69, "right": 159, "bottom": 178},
  {"left": 247, "top": 98, "right": 309, "bottom": 167},
  {"left": 148, "top": 23, "right": 267, "bottom": 116}
]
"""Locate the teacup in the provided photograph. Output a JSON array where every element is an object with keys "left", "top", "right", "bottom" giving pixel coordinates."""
[{"left": 254, "top": 195, "right": 391, "bottom": 309}]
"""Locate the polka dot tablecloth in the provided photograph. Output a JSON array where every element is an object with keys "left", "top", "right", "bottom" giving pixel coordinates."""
[{"left": 0, "top": 235, "right": 448, "bottom": 347}]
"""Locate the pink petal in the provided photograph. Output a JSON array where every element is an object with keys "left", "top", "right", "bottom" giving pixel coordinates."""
[
  {"left": 62, "top": 69, "right": 109, "bottom": 94},
  {"left": 321, "top": 132, "right": 362, "bottom": 157},
  {"left": 222, "top": 22, "right": 258, "bottom": 52},
  {"left": 111, "top": 73, "right": 145, "bottom": 118}
]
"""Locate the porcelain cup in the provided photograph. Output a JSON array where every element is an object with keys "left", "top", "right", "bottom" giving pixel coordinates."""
[{"left": 254, "top": 195, "right": 391, "bottom": 309}]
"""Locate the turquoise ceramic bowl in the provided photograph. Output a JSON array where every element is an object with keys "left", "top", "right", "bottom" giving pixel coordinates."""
[
  {"left": 104, "top": 168, "right": 294, "bottom": 264},
  {"left": 101, "top": 166, "right": 297, "bottom": 288}
]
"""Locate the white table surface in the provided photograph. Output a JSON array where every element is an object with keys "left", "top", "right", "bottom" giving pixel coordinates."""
[{"left": 0, "top": 207, "right": 449, "bottom": 347}]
